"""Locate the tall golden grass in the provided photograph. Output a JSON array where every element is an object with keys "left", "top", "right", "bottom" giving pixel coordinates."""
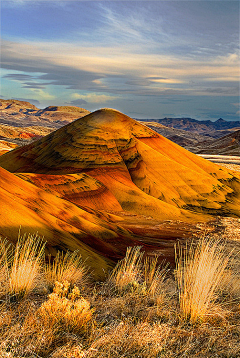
[
  {"left": 0, "top": 238, "right": 11, "bottom": 297},
  {"left": 109, "top": 246, "right": 144, "bottom": 292},
  {"left": 45, "top": 250, "right": 87, "bottom": 290},
  {"left": 9, "top": 232, "right": 45, "bottom": 300},
  {"left": 175, "top": 238, "right": 232, "bottom": 324},
  {"left": 144, "top": 256, "right": 168, "bottom": 299},
  {"left": 109, "top": 247, "right": 168, "bottom": 303}
]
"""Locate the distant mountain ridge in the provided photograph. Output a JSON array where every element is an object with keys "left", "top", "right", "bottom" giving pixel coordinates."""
[
  {"left": 139, "top": 121, "right": 208, "bottom": 147},
  {"left": 140, "top": 117, "right": 240, "bottom": 134}
]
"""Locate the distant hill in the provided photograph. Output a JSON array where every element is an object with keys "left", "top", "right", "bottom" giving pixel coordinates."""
[
  {"left": 195, "top": 130, "right": 240, "bottom": 156},
  {"left": 140, "top": 117, "right": 240, "bottom": 137},
  {"left": 0, "top": 99, "right": 90, "bottom": 127},
  {"left": 139, "top": 121, "right": 207, "bottom": 147},
  {"left": 138, "top": 121, "right": 240, "bottom": 154},
  {"left": 0, "top": 124, "right": 54, "bottom": 155}
]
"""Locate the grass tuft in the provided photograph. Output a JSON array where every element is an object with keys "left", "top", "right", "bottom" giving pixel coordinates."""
[
  {"left": 144, "top": 256, "right": 168, "bottom": 299},
  {"left": 9, "top": 232, "right": 46, "bottom": 300},
  {"left": 109, "top": 246, "right": 144, "bottom": 292},
  {"left": 175, "top": 238, "right": 232, "bottom": 324},
  {"left": 0, "top": 238, "right": 12, "bottom": 298},
  {"left": 45, "top": 250, "right": 87, "bottom": 290}
]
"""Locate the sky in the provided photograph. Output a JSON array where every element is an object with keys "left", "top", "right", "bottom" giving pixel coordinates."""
[{"left": 0, "top": 0, "right": 239, "bottom": 120}]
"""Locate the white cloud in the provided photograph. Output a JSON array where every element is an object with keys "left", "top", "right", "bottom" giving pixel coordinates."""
[
  {"left": 232, "top": 102, "right": 240, "bottom": 116},
  {"left": 150, "top": 78, "right": 185, "bottom": 84},
  {"left": 72, "top": 93, "right": 117, "bottom": 103},
  {"left": 32, "top": 89, "right": 55, "bottom": 100}
]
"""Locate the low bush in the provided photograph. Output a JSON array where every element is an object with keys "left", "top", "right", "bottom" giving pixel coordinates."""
[{"left": 38, "top": 280, "right": 94, "bottom": 335}]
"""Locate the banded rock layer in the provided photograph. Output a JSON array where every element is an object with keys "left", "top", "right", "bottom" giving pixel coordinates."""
[
  {"left": 1, "top": 109, "right": 240, "bottom": 273},
  {"left": 1, "top": 108, "right": 240, "bottom": 220}
]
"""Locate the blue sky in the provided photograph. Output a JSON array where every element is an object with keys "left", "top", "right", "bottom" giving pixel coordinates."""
[{"left": 1, "top": 0, "right": 239, "bottom": 120}]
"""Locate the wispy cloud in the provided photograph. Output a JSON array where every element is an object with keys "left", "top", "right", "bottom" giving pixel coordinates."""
[
  {"left": 97, "top": 3, "right": 160, "bottom": 45},
  {"left": 3, "top": 73, "right": 34, "bottom": 81},
  {"left": 232, "top": 102, "right": 240, "bottom": 116},
  {"left": 2, "top": 39, "right": 239, "bottom": 98},
  {"left": 3, "top": 72, "right": 52, "bottom": 89}
]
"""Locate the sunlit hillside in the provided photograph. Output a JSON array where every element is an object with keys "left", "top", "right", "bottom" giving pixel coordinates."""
[
  {"left": 1, "top": 108, "right": 240, "bottom": 273},
  {"left": 1, "top": 108, "right": 240, "bottom": 220}
]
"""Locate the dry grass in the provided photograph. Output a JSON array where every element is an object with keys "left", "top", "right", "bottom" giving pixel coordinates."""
[
  {"left": 0, "top": 300, "right": 57, "bottom": 357},
  {"left": 0, "top": 239, "right": 12, "bottom": 298},
  {"left": 0, "top": 233, "right": 239, "bottom": 357},
  {"left": 109, "top": 246, "right": 144, "bottom": 292},
  {"left": 175, "top": 238, "right": 233, "bottom": 324},
  {"left": 106, "top": 247, "right": 169, "bottom": 314},
  {"left": 144, "top": 256, "right": 168, "bottom": 299},
  {"left": 45, "top": 250, "right": 88, "bottom": 290},
  {"left": 9, "top": 232, "right": 45, "bottom": 300},
  {"left": 50, "top": 344, "right": 85, "bottom": 358},
  {"left": 83, "top": 321, "right": 170, "bottom": 358}
]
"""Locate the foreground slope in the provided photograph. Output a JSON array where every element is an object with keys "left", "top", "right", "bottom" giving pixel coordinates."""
[
  {"left": 1, "top": 165, "right": 193, "bottom": 269},
  {"left": 0, "top": 166, "right": 146, "bottom": 277},
  {"left": 1, "top": 108, "right": 240, "bottom": 220}
]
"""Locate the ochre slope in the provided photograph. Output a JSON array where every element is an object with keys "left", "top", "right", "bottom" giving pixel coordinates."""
[
  {"left": 0, "top": 165, "right": 201, "bottom": 268},
  {"left": 0, "top": 166, "right": 148, "bottom": 277},
  {"left": 0, "top": 140, "right": 18, "bottom": 155},
  {"left": 1, "top": 109, "right": 240, "bottom": 220},
  {"left": 16, "top": 172, "right": 123, "bottom": 212}
]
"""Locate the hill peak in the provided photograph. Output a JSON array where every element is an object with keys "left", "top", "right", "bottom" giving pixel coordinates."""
[
  {"left": 0, "top": 99, "right": 38, "bottom": 111},
  {"left": 71, "top": 108, "right": 159, "bottom": 138}
]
